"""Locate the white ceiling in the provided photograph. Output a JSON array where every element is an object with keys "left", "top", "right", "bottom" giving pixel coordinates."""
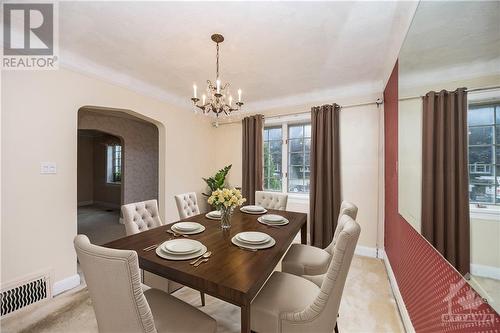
[
  {"left": 59, "top": 1, "right": 417, "bottom": 111},
  {"left": 399, "top": 1, "right": 500, "bottom": 91}
]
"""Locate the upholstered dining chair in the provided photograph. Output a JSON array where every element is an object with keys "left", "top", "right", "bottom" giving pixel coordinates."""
[
  {"left": 281, "top": 201, "right": 358, "bottom": 278},
  {"left": 255, "top": 191, "right": 288, "bottom": 210},
  {"left": 175, "top": 192, "right": 201, "bottom": 219},
  {"left": 251, "top": 215, "right": 361, "bottom": 333},
  {"left": 74, "top": 235, "right": 216, "bottom": 333},
  {"left": 121, "top": 199, "right": 205, "bottom": 305}
]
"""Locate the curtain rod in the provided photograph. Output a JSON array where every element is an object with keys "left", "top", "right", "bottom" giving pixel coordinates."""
[
  {"left": 399, "top": 85, "right": 500, "bottom": 102},
  {"left": 216, "top": 98, "right": 383, "bottom": 126}
]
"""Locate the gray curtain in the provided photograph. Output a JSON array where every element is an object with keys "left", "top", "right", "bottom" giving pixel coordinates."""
[
  {"left": 310, "top": 104, "right": 341, "bottom": 248},
  {"left": 242, "top": 115, "right": 264, "bottom": 204},
  {"left": 421, "top": 88, "right": 470, "bottom": 276}
]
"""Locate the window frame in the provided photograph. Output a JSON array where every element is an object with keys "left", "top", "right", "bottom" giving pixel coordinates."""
[
  {"left": 468, "top": 102, "right": 499, "bottom": 206},
  {"left": 263, "top": 115, "right": 311, "bottom": 196},
  {"left": 106, "top": 144, "right": 122, "bottom": 185}
]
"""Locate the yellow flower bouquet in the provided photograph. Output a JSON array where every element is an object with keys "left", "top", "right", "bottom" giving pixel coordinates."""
[{"left": 207, "top": 188, "right": 246, "bottom": 229}]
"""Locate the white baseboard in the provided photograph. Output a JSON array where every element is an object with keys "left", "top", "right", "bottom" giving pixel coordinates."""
[
  {"left": 471, "top": 263, "right": 500, "bottom": 280},
  {"left": 355, "top": 245, "right": 378, "bottom": 258},
  {"left": 52, "top": 274, "right": 81, "bottom": 296},
  {"left": 383, "top": 255, "right": 415, "bottom": 333}
]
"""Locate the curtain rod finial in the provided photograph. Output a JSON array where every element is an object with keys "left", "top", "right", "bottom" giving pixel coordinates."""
[{"left": 376, "top": 98, "right": 384, "bottom": 108}]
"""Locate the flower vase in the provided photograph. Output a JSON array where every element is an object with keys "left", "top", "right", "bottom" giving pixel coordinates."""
[{"left": 220, "top": 207, "right": 234, "bottom": 229}]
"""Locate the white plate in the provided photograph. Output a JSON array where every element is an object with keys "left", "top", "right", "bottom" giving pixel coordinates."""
[
  {"left": 262, "top": 214, "right": 284, "bottom": 222},
  {"left": 205, "top": 210, "right": 221, "bottom": 220},
  {"left": 162, "top": 239, "right": 202, "bottom": 254},
  {"left": 236, "top": 231, "right": 270, "bottom": 244},
  {"left": 173, "top": 222, "right": 201, "bottom": 231},
  {"left": 156, "top": 242, "right": 207, "bottom": 261},
  {"left": 242, "top": 205, "right": 266, "bottom": 212},
  {"left": 240, "top": 206, "right": 268, "bottom": 215},
  {"left": 231, "top": 235, "right": 276, "bottom": 250},
  {"left": 258, "top": 216, "right": 289, "bottom": 226},
  {"left": 171, "top": 224, "right": 206, "bottom": 235}
]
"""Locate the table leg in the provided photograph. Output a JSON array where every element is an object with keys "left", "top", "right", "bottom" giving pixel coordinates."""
[
  {"left": 241, "top": 302, "right": 251, "bottom": 333},
  {"left": 301, "top": 221, "right": 307, "bottom": 244}
]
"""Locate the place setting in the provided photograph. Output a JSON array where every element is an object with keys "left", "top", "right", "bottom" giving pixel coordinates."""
[
  {"left": 232, "top": 231, "right": 275, "bottom": 252},
  {"left": 240, "top": 205, "right": 267, "bottom": 215},
  {"left": 153, "top": 238, "right": 210, "bottom": 264},
  {"left": 170, "top": 221, "right": 205, "bottom": 235},
  {"left": 205, "top": 210, "right": 222, "bottom": 220},
  {"left": 257, "top": 214, "right": 289, "bottom": 227}
]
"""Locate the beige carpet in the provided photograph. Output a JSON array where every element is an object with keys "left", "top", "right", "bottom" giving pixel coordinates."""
[
  {"left": 1, "top": 255, "right": 404, "bottom": 333},
  {"left": 77, "top": 205, "right": 125, "bottom": 245}
]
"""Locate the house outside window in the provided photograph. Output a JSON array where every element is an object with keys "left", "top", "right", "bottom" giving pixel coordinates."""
[
  {"left": 263, "top": 120, "right": 311, "bottom": 194},
  {"left": 107, "top": 145, "right": 122, "bottom": 184},
  {"left": 468, "top": 102, "right": 500, "bottom": 205}
]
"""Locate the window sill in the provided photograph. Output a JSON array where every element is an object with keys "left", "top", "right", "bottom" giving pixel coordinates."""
[
  {"left": 106, "top": 182, "right": 121, "bottom": 186},
  {"left": 287, "top": 193, "right": 309, "bottom": 201},
  {"left": 470, "top": 204, "right": 500, "bottom": 221}
]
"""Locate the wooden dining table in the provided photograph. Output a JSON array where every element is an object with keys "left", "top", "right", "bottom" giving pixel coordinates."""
[{"left": 105, "top": 209, "right": 307, "bottom": 333}]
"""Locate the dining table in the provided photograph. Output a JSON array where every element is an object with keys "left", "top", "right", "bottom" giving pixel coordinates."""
[{"left": 105, "top": 208, "right": 307, "bottom": 333}]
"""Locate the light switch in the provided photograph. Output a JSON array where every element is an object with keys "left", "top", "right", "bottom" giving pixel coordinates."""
[{"left": 40, "top": 162, "right": 57, "bottom": 174}]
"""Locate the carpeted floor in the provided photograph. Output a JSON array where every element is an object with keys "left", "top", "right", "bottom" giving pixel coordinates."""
[
  {"left": 77, "top": 205, "right": 126, "bottom": 245},
  {"left": 1, "top": 255, "right": 405, "bottom": 333}
]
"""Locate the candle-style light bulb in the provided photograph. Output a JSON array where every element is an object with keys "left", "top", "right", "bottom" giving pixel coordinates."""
[
  {"left": 202, "top": 94, "right": 206, "bottom": 105},
  {"left": 238, "top": 89, "right": 242, "bottom": 102},
  {"left": 193, "top": 84, "right": 197, "bottom": 98},
  {"left": 216, "top": 79, "right": 221, "bottom": 94},
  {"left": 229, "top": 95, "right": 233, "bottom": 107}
]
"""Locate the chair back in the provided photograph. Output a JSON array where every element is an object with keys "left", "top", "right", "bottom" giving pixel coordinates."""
[
  {"left": 174, "top": 192, "right": 201, "bottom": 219},
  {"left": 325, "top": 201, "right": 358, "bottom": 254},
  {"left": 255, "top": 191, "right": 288, "bottom": 210},
  {"left": 122, "top": 200, "right": 162, "bottom": 236},
  {"left": 281, "top": 215, "right": 360, "bottom": 333},
  {"left": 74, "top": 235, "right": 157, "bottom": 333}
]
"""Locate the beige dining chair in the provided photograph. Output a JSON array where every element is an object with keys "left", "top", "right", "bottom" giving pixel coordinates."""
[
  {"left": 255, "top": 191, "right": 288, "bottom": 210},
  {"left": 282, "top": 201, "right": 358, "bottom": 277},
  {"left": 251, "top": 215, "right": 360, "bottom": 333},
  {"left": 175, "top": 192, "right": 201, "bottom": 219},
  {"left": 74, "top": 235, "right": 217, "bottom": 333},
  {"left": 122, "top": 200, "right": 204, "bottom": 304}
]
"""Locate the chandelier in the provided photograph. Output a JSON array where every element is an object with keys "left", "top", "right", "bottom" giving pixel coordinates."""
[{"left": 191, "top": 34, "right": 244, "bottom": 118}]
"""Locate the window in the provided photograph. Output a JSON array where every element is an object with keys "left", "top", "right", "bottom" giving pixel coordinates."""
[
  {"left": 107, "top": 145, "right": 122, "bottom": 184},
  {"left": 468, "top": 103, "right": 500, "bottom": 205},
  {"left": 263, "top": 122, "right": 311, "bottom": 194},
  {"left": 288, "top": 123, "right": 311, "bottom": 193}
]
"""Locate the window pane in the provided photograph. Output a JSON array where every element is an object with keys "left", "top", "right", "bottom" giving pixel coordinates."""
[
  {"left": 468, "top": 106, "right": 494, "bottom": 126},
  {"left": 289, "top": 125, "right": 303, "bottom": 139},
  {"left": 496, "top": 125, "right": 500, "bottom": 144},
  {"left": 263, "top": 128, "right": 269, "bottom": 141},
  {"left": 468, "top": 126, "right": 493, "bottom": 145},
  {"left": 269, "top": 128, "right": 282, "bottom": 141},
  {"left": 496, "top": 166, "right": 500, "bottom": 204},
  {"left": 304, "top": 138, "right": 311, "bottom": 152},
  {"left": 469, "top": 164, "right": 494, "bottom": 184},
  {"left": 289, "top": 153, "right": 304, "bottom": 166},
  {"left": 289, "top": 165, "right": 303, "bottom": 179},
  {"left": 496, "top": 106, "right": 500, "bottom": 123},
  {"left": 270, "top": 141, "right": 282, "bottom": 155},
  {"left": 469, "top": 146, "right": 493, "bottom": 164},
  {"left": 304, "top": 124, "right": 311, "bottom": 137},
  {"left": 289, "top": 139, "right": 303, "bottom": 152},
  {"left": 469, "top": 184, "right": 495, "bottom": 203},
  {"left": 288, "top": 179, "right": 304, "bottom": 193},
  {"left": 496, "top": 146, "right": 500, "bottom": 164}
]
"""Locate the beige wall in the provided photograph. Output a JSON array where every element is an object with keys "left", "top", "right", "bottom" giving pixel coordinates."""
[
  {"left": 471, "top": 217, "right": 500, "bottom": 268},
  {"left": 79, "top": 110, "right": 160, "bottom": 206},
  {"left": 1, "top": 68, "right": 216, "bottom": 287},
  {"left": 214, "top": 99, "right": 383, "bottom": 249}
]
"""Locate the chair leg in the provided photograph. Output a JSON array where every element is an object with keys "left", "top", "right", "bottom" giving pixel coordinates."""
[
  {"left": 200, "top": 292, "right": 205, "bottom": 306},
  {"left": 334, "top": 322, "right": 339, "bottom": 333}
]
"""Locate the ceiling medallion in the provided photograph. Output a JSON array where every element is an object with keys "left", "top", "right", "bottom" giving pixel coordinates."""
[{"left": 191, "top": 34, "right": 244, "bottom": 119}]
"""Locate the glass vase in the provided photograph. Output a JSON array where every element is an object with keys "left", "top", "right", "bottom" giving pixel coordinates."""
[{"left": 220, "top": 206, "right": 234, "bottom": 229}]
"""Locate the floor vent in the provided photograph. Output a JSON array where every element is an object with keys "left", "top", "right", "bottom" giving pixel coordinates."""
[{"left": 1, "top": 274, "right": 51, "bottom": 317}]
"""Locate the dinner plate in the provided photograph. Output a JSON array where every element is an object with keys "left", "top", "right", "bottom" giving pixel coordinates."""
[
  {"left": 242, "top": 205, "right": 266, "bottom": 212},
  {"left": 205, "top": 211, "right": 221, "bottom": 220},
  {"left": 261, "top": 214, "right": 284, "bottom": 223},
  {"left": 257, "top": 216, "right": 289, "bottom": 226},
  {"left": 156, "top": 242, "right": 207, "bottom": 261},
  {"left": 171, "top": 223, "right": 206, "bottom": 235},
  {"left": 231, "top": 235, "right": 276, "bottom": 250},
  {"left": 162, "top": 239, "right": 202, "bottom": 254},
  {"left": 236, "top": 231, "right": 270, "bottom": 244},
  {"left": 173, "top": 222, "right": 200, "bottom": 231},
  {"left": 240, "top": 206, "right": 268, "bottom": 214}
]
